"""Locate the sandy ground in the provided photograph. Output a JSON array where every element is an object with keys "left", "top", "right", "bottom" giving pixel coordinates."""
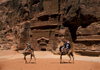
[{"left": 0, "top": 50, "right": 100, "bottom": 70}]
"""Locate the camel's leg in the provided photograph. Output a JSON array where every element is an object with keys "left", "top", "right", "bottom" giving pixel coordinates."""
[
  {"left": 32, "top": 53, "right": 36, "bottom": 63},
  {"left": 29, "top": 54, "right": 32, "bottom": 63},
  {"left": 72, "top": 55, "right": 74, "bottom": 63},
  {"left": 68, "top": 51, "right": 74, "bottom": 63},
  {"left": 60, "top": 53, "right": 62, "bottom": 63},
  {"left": 67, "top": 50, "right": 71, "bottom": 63},
  {"left": 69, "top": 51, "right": 74, "bottom": 63},
  {"left": 71, "top": 53, "right": 74, "bottom": 63},
  {"left": 68, "top": 55, "right": 71, "bottom": 63},
  {"left": 24, "top": 55, "right": 27, "bottom": 63},
  {"left": 29, "top": 53, "right": 36, "bottom": 63}
]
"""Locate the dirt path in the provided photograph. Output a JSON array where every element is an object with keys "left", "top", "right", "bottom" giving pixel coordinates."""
[
  {"left": 0, "top": 50, "right": 100, "bottom": 70},
  {"left": 0, "top": 50, "right": 100, "bottom": 62}
]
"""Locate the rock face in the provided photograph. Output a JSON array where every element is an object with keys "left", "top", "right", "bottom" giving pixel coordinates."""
[
  {"left": 62, "top": 0, "right": 100, "bottom": 40},
  {"left": 74, "top": 22, "right": 100, "bottom": 55},
  {"left": 61, "top": 0, "right": 100, "bottom": 55},
  {"left": 0, "top": 0, "right": 100, "bottom": 55}
]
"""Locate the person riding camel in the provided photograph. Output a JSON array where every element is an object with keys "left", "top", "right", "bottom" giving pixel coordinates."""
[
  {"left": 63, "top": 40, "right": 68, "bottom": 48},
  {"left": 61, "top": 40, "right": 70, "bottom": 53},
  {"left": 66, "top": 41, "right": 70, "bottom": 49},
  {"left": 24, "top": 42, "right": 31, "bottom": 53},
  {"left": 61, "top": 40, "right": 67, "bottom": 52}
]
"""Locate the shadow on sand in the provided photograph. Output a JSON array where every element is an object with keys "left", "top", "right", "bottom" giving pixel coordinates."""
[
  {"left": 25, "top": 62, "right": 36, "bottom": 64},
  {"left": 60, "top": 61, "right": 74, "bottom": 64},
  {"left": 51, "top": 61, "right": 74, "bottom": 64}
]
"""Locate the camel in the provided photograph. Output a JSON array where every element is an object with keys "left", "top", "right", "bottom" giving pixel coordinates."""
[
  {"left": 22, "top": 48, "right": 36, "bottom": 63},
  {"left": 59, "top": 41, "right": 74, "bottom": 63}
]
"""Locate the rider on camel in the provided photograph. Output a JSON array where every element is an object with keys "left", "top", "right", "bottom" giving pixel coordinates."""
[
  {"left": 61, "top": 40, "right": 70, "bottom": 52},
  {"left": 24, "top": 42, "right": 31, "bottom": 53},
  {"left": 66, "top": 41, "right": 70, "bottom": 49}
]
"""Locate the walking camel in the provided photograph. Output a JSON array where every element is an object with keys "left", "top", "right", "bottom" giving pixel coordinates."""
[
  {"left": 22, "top": 48, "right": 36, "bottom": 63},
  {"left": 59, "top": 41, "right": 74, "bottom": 63}
]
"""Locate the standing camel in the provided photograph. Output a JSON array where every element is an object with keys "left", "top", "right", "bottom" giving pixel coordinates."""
[
  {"left": 59, "top": 41, "right": 74, "bottom": 63},
  {"left": 22, "top": 48, "right": 36, "bottom": 63}
]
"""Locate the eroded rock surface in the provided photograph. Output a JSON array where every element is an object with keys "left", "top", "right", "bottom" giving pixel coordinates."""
[{"left": 0, "top": 0, "right": 100, "bottom": 56}]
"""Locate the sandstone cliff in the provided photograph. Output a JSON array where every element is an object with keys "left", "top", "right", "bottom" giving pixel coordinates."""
[{"left": 0, "top": 0, "right": 100, "bottom": 55}]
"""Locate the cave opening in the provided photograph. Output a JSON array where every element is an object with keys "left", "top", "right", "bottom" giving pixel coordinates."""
[{"left": 41, "top": 48, "right": 46, "bottom": 51}]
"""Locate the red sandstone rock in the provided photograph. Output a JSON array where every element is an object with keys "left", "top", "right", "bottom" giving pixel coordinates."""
[{"left": 0, "top": 0, "right": 100, "bottom": 56}]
